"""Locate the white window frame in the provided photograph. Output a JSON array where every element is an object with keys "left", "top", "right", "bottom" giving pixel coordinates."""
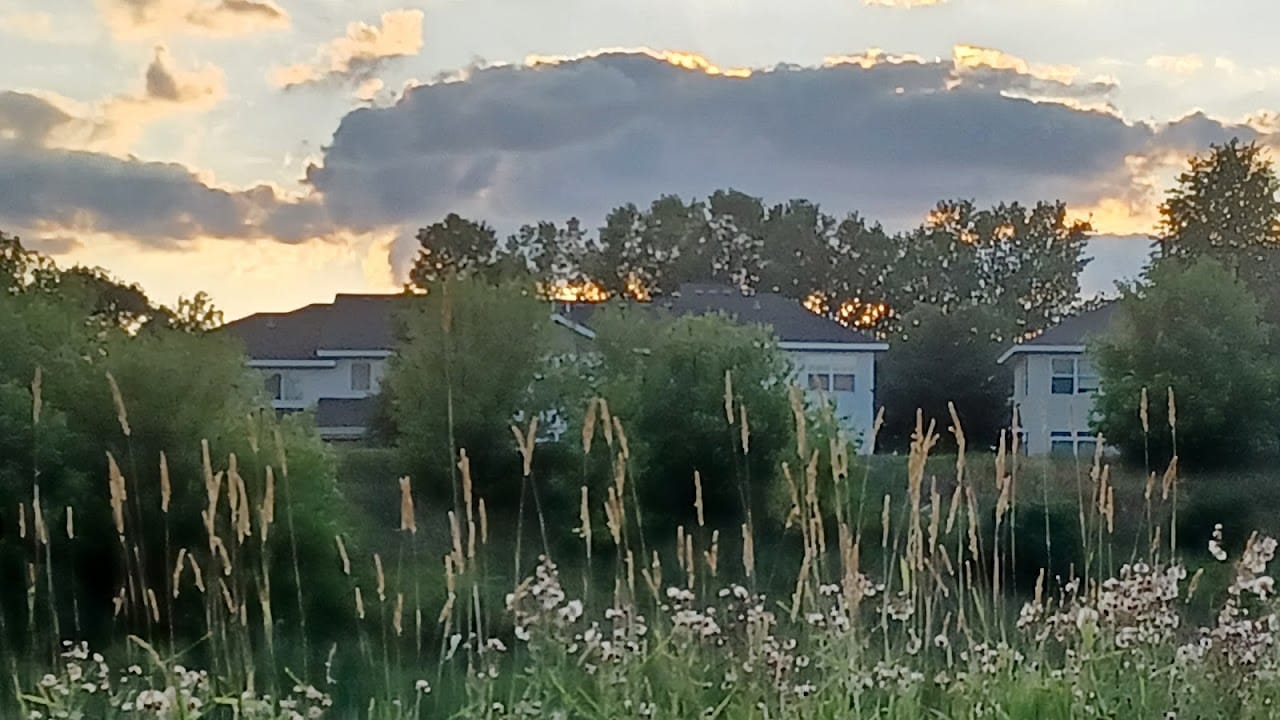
[
  {"left": 805, "top": 370, "right": 855, "bottom": 394},
  {"left": 1049, "top": 430, "right": 1099, "bottom": 456},
  {"left": 1050, "top": 356, "right": 1097, "bottom": 396}
]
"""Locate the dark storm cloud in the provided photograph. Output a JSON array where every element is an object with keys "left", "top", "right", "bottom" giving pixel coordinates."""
[
  {"left": 304, "top": 52, "right": 1176, "bottom": 233},
  {"left": 0, "top": 91, "right": 73, "bottom": 145},
  {"left": 0, "top": 141, "right": 332, "bottom": 245},
  {"left": 1, "top": 50, "right": 1271, "bottom": 258}
]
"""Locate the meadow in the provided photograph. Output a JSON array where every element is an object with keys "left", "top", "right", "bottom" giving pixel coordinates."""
[{"left": 9, "top": 385, "right": 1280, "bottom": 720}]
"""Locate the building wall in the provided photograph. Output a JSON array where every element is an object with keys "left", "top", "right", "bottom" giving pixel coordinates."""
[
  {"left": 258, "top": 357, "right": 389, "bottom": 411},
  {"left": 787, "top": 350, "right": 878, "bottom": 454},
  {"left": 1011, "top": 353, "right": 1100, "bottom": 455}
]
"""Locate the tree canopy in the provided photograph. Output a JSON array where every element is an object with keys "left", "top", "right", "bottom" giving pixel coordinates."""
[
  {"left": 1091, "top": 258, "right": 1280, "bottom": 467},
  {"left": 1157, "top": 139, "right": 1280, "bottom": 325},
  {"left": 403, "top": 191, "right": 1093, "bottom": 341}
]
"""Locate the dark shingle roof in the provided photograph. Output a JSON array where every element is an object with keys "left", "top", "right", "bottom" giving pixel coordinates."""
[
  {"left": 998, "top": 301, "right": 1119, "bottom": 363},
  {"left": 315, "top": 397, "right": 376, "bottom": 429},
  {"left": 1023, "top": 302, "right": 1120, "bottom": 347},
  {"left": 557, "top": 283, "right": 884, "bottom": 346},
  {"left": 221, "top": 294, "right": 410, "bottom": 359}
]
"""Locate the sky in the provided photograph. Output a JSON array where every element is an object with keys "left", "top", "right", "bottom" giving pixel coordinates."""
[{"left": 3, "top": 0, "right": 1280, "bottom": 319}]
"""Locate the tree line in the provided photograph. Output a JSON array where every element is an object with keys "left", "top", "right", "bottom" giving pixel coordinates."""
[{"left": 412, "top": 194, "right": 1093, "bottom": 339}]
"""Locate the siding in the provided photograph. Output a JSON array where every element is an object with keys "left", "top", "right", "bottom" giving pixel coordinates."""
[{"left": 1012, "top": 353, "right": 1098, "bottom": 454}]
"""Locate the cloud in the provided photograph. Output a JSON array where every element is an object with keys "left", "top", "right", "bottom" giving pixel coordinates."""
[
  {"left": 4, "top": 45, "right": 1273, "bottom": 292},
  {"left": 1146, "top": 54, "right": 1205, "bottom": 76},
  {"left": 0, "top": 48, "right": 226, "bottom": 155},
  {"left": 270, "top": 10, "right": 424, "bottom": 91},
  {"left": 141, "top": 45, "right": 224, "bottom": 103},
  {"left": 99, "top": 0, "right": 288, "bottom": 40},
  {"left": 0, "top": 139, "right": 343, "bottom": 247},
  {"left": 0, "top": 92, "right": 74, "bottom": 145}
]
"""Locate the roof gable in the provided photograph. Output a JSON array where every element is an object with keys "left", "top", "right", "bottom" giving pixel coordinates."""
[
  {"left": 221, "top": 293, "right": 409, "bottom": 359},
  {"left": 998, "top": 301, "right": 1120, "bottom": 363},
  {"left": 556, "top": 283, "right": 885, "bottom": 346}
]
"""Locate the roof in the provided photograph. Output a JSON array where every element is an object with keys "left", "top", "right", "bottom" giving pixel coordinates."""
[
  {"left": 997, "top": 302, "right": 1120, "bottom": 364},
  {"left": 221, "top": 293, "right": 412, "bottom": 360},
  {"left": 315, "top": 397, "right": 377, "bottom": 429},
  {"left": 555, "top": 283, "right": 887, "bottom": 348}
]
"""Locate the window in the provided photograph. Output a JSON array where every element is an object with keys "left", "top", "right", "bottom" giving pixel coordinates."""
[
  {"left": 1050, "top": 430, "right": 1100, "bottom": 456},
  {"left": 806, "top": 371, "right": 855, "bottom": 393},
  {"left": 1050, "top": 358, "right": 1076, "bottom": 395},
  {"left": 1050, "top": 356, "right": 1097, "bottom": 395},
  {"left": 1077, "top": 359, "right": 1099, "bottom": 393},
  {"left": 264, "top": 372, "right": 282, "bottom": 401},
  {"left": 351, "top": 361, "right": 372, "bottom": 392}
]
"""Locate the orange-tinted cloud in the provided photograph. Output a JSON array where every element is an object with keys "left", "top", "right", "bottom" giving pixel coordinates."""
[
  {"left": 270, "top": 10, "right": 424, "bottom": 91},
  {"left": 99, "top": 0, "right": 288, "bottom": 40}
]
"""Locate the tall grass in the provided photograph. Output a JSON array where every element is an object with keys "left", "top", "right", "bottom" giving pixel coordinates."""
[{"left": 8, "top": 373, "right": 1280, "bottom": 719}]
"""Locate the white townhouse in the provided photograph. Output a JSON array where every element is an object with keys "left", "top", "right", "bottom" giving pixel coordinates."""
[
  {"left": 224, "top": 286, "right": 888, "bottom": 449},
  {"left": 553, "top": 283, "right": 889, "bottom": 454},
  {"left": 221, "top": 294, "right": 406, "bottom": 440},
  {"left": 997, "top": 302, "right": 1119, "bottom": 456}
]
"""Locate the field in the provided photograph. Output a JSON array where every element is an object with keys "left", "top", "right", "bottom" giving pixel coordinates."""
[{"left": 9, "top": 400, "right": 1280, "bottom": 720}]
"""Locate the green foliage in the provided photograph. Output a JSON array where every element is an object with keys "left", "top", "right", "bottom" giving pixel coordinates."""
[
  {"left": 878, "top": 304, "right": 1011, "bottom": 453},
  {"left": 589, "top": 307, "right": 793, "bottom": 527},
  {"left": 1091, "top": 258, "right": 1280, "bottom": 467},
  {"left": 408, "top": 213, "right": 503, "bottom": 288},
  {"left": 1158, "top": 138, "right": 1280, "bottom": 326},
  {"left": 386, "top": 277, "right": 560, "bottom": 505}
]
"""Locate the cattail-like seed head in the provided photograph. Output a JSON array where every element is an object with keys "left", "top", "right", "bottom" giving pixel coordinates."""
[
  {"left": 582, "top": 398, "right": 599, "bottom": 455},
  {"left": 106, "top": 452, "right": 127, "bottom": 535},
  {"left": 741, "top": 523, "right": 755, "bottom": 579},
  {"left": 354, "top": 586, "right": 366, "bottom": 620},
  {"left": 704, "top": 529, "right": 720, "bottom": 576},
  {"left": 1140, "top": 387, "right": 1150, "bottom": 435},
  {"left": 233, "top": 463, "right": 251, "bottom": 543},
  {"left": 393, "top": 592, "right": 404, "bottom": 636},
  {"left": 32, "top": 489, "right": 48, "bottom": 546},
  {"left": 65, "top": 506, "right": 74, "bottom": 539},
  {"left": 693, "top": 471, "right": 705, "bottom": 528},
  {"left": 335, "top": 535, "right": 351, "bottom": 575},
  {"left": 578, "top": 486, "right": 591, "bottom": 559},
  {"left": 479, "top": 497, "right": 489, "bottom": 546},
  {"left": 173, "top": 548, "right": 188, "bottom": 598},
  {"left": 599, "top": 398, "right": 614, "bottom": 447},
  {"left": 210, "top": 535, "right": 232, "bottom": 576},
  {"left": 218, "top": 579, "right": 236, "bottom": 614},
  {"left": 188, "top": 553, "right": 205, "bottom": 593},
  {"left": 105, "top": 371, "right": 130, "bottom": 438},
  {"left": 1167, "top": 386, "right": 1177, "bottom": 432},
  {"left": 159, "top": 452, "right": 171, "bottom": 514},
  {"left": 374, "top": 553, "right": 386, "bottom": 602},
  {"left": 398, "top": 476, "right": 416, "bottom": 534},
  {"left": 739, "top": 404, "right": 750, "bottom": 455},
  {"left": 273, "top": 428, "right": 289, "bottom": 479},
  {"left": 260, "top": 465, "right": 275, "bottom": 542},
  {"left": 612, "top": 416, "right": 629, "bottom": 461},
  {"left": 147, "top": 588, "right": 160, "bottom": 623}
]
